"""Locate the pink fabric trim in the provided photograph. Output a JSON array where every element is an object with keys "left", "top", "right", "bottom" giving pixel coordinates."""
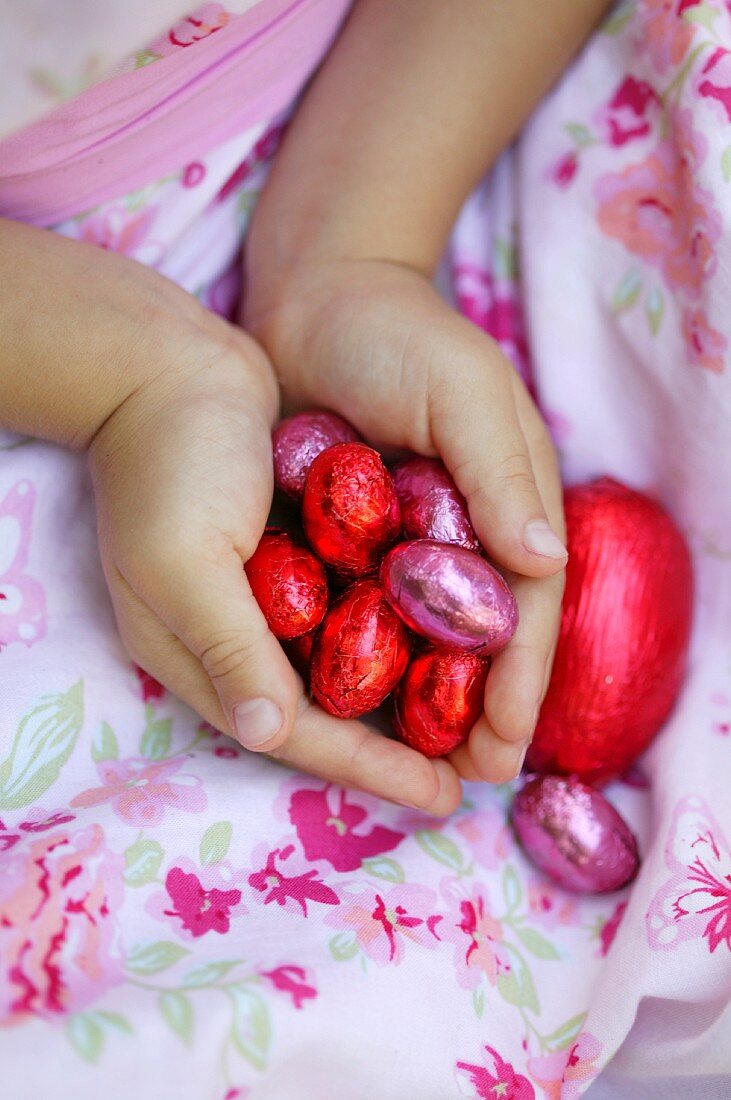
[{"left": 0, "top": 0, "right": 350, "bottom": 226}]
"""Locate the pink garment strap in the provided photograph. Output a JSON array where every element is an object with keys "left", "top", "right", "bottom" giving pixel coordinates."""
[{"left": 0, "top": 0, "right": 350, "bottom": 226}]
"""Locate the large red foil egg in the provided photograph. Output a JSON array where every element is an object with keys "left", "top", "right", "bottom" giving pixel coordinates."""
[
  {"left": 245, "top": 530, "right": 328, "bottom": 640},
  {"left": 511, "top": 775, "right": 640, "bottom": 894},
  {"left": 380, "top": 540, "right": 518, "bottom": 655},
  {"left": 272, "top": 409, "right": 361, "bottom": 501},
  {"left": 302, "top": 443, "right": 401, "bottom": 577},
  {"left": 392, "top": 457, "right": 480, "bottom": 551},
  {"left": 310, "top": 580, "right": 411, "bottom": 718},
  {"left": 394, "top": 645, "right": 489, "bottom": 757},
  {"left": 527, "top": 478, "right": 694, "bottom": 785}
]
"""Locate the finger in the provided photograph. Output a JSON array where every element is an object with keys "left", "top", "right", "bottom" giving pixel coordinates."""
[
  {"left": 115, "top": 542, "right": 301, "bottom": 754},
  {"left": 429, "top": 326, "right": 567, "bottom": 578},
  {"left": 447, "top": 742, "right": 484, "bottom": 783},
  {"left": 107, "top": 573, "right": 462, "bottom": 815},
  {"left": 271, "top": 696, "right": 463, "bottom": 817}
]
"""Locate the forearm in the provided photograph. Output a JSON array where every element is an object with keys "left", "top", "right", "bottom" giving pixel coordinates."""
[
  {"left": 0, "top": 218, "right": 223, "bottom": 448},
  {"left": 247, "top": 0, "right": 610, "bottom": 308}
]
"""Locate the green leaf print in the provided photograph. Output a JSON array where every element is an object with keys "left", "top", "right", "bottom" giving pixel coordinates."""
[
  {"left": 0, "top": 681, "right": 84, "bottom": 809},
  {"left": 682, "top": 1, "right": 719, "bottom": 32},
  {"left": 514, "top": 925, "right": 561, "bottom": 960},
  {"left": 126, "top": 941, "right": 190, "bottom": 975},
  {"left": 159, "top": 991, "right": 194, "bottom": 1047},
  {"left": 182, "top": 961, "right": 240, "bottom": 988},
  {"left": 329, "top": 933, "right": 360, "bottom": 962},
  {"left": 501, "top": 865, "right": 523, "bottom": 913},
  {"left": 66, "top": 1014, "right": 104, "bottom": 1063},
  {"left": 601, "top": 1, "right": 635, "bottom": 36},
  {"left": 92, "top": 721, "right": 119, "bottom": 762},
  {"left": 228, "top": 985, "right": 271, "bottom": 1071},
  {"left": 472, "top": 987, "right": 486, "bottom": 1019},
  {"left": 123, "top": 838, "right": 165, "bottom": 886},
  {"left": 498, "top": 954, "right": 539, "bottom": 1013},
  {"left": 361, "top": 856, "right": 406, "bottom": 883},
  {"left": 140, "top": 707, "right": 172, "bottom": 760},
  {"left": 645, "top": 286, "right": 664, "bottom": 336},
  {"left": 611, "top": 270, "right": 643, "bottom": 313},
  {"left": 199, "top": 821, "right": 233, "bottom": 866},
  {"left": 564, "top": 122, "right": 594, "bottom": 149},
  {"left": 93, "top": 1011, "right": 133, "bottom": 1035},
  {"left": 415, "top": 830, "right": 465, "bottom": 873},
  {"left": 544, "top": 1012, "right": 586, "bottom": 1052},
  {"left": 722, "top": 146, "right": 731, "bottom": 183}
]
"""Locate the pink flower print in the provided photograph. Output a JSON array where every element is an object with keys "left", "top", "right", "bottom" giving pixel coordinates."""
[
  {"left": 528, "top": 1032, "right": 603, "bottom": 1100},
  {"left": 457, "top": 1045, "right": 536, "bottom": 1099},
  {"left": 71, "top": 756, "right": 206, "bottom": 827},
  {"left": 698, "top": 46, "right": 731, "bottom": 121},
  {"left": 550, "top": 150, "right": 580, "bottom": 188},
  {"left": 182, "top": 161, "right": 206, "bottom": 188},
  {"left": 147, "top": 3, "right": 229, "bottom": 57},
  {"left": 453, "top": 263, "right": 530, "bottom": 377},
  {"left": 0, "top": 823, "right": 124, "bottom": 1024},
  {"left": 0, "top": 808, "right": 75, "bottom": 853},
  {"left": 134, "top": 665, "right": 166, "bottom": 703},
  {"left": 456, "top": 808, "right": 512, "bottom": 872},
  {"left": 595, "top": 77, "right": 659, "bottom": 147},
  {"left": 647, "top": 796, "right": 731, "bottom": 953},
  {"left": 595, "top": 115, "right": 721, "bottom": 297},
  {"left": 76, "top": 205, "right": 161, "bottom": 263},
  {"left": 682, "top": 306, "right": 727, "bottom": 373},
  {"left": 147, "top": 858, "right": 246, "bottom": 940},
  {"left": 326, "top": 884, "right": 440, "bottom": 966},
  {"left": 288, "top": 785, "right": 404, "bottom": 872},
  {"left": 598, "top": 900, "right": 628, "bottom": 956},
  {"left": 526, "top": 879, "right": 577, "bottom": 932},
  {"left": 439, "top": 881, "right": 510, "bottom": 990},
  {"left": 0, "top": 481, "right": 46, "bottom": 649},
  {"left": 640, "top": 0, "right": 700, "bottom": 74},
  {"left": 247, "top": 844, "right": 339, "bottom": 916},
  {"left": 259, "top": 964, "right": 317, "bottom": 1010}
]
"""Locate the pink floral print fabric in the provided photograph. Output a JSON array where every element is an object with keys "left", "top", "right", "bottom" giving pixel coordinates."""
[{"left": 1, "top": 2, "right": 731, "bottom": 1097}]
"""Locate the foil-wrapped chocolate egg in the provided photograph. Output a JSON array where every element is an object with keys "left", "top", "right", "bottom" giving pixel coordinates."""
[
  {"left": 394, "top": 645, "right": 489, "bottom": 757},
  {"left": 245, "top": 530, "right": 328, "bottom": 640},
  {"left": 511, "top": 774, "right": 640, "bottom": 894},
  {"left": 392, "top": 457, "right": 480, "bottom": 551},
  {"left": 284, "top": 631, "right": 315, "bottom": 682},
  {"left": 528, "top": 478, "right": 694, "bottom": 785},
  {"left": 272, "top": 409, "right": 361, "bottom": 500},
  {"left": 380, "top": 540, "right": 518, "bottom": 654},
  {"left": 311, "top": 580, "right": 411, "bottom": 718},
  {"left": 303, "top": 443, "right": 401, "bottom": 577}
]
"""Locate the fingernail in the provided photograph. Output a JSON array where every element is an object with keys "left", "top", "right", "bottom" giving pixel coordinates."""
[
  {"left": 233, "top": 698, "right": 283, "bottom": 749},
  {"left": 516, "top": 740, "right": 530, "bottom": 775},
  {"left": 523, "top": 520, "right": 568, "bottom": 560}
]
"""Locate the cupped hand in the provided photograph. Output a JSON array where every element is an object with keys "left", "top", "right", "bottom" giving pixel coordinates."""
[
  {"left": 245, "top": 258, "right": 567, "bottom": 784},
  {"left": 89, "top": 308, "right": 460, "bottom": 815}
]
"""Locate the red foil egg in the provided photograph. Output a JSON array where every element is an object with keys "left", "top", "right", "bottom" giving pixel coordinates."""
[
  {"left": 245, "top": 530, "right": 328, "bottom": 640},
  {"left": 394, "top": 645, "right": 489, "bottom": 757},
  {"left": 511, "top": 774, "right": 640, "bottom": 894},
  {"left": 310, "top": 580, "right": 411, "bottom": 718},
  {"left": 302, "top": 443, "right": 401, "bottom": 577},
  {"left": 380, "top": 540, "right": 518, "bottom": 655},
  {"left": 392, "top": 456, "right": 480, "bottom": 551},
  {"left": 527, "top": 478, "right": 694, "bottom": 785},
  {"left": 272, "top": 408, "right": 361, "bottom": 501}
]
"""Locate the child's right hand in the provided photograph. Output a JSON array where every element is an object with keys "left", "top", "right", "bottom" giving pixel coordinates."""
[{"left": 0, "top": 219, "right": 460, "bottom": 814}]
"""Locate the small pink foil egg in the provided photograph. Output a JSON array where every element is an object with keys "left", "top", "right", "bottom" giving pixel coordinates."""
[
  {"left": 392, "top": 457, "right": 480, "bottom": 551},
  {"left": 380, "top": 540, "right": 518, "bottom": 655},
  {"left": 272, "top": 409, "right": 361, "bottom": 501},
  {"left": 510, "top": 775, "right": 640, "bottom": 894}
]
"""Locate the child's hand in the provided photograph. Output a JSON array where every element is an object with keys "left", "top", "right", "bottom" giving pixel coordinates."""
[
  {"left": 246, "top": 258, "right": 567, "bottom": 783},
  {"left": 88, "top": 314, "right": 461, "bottom": 814}
]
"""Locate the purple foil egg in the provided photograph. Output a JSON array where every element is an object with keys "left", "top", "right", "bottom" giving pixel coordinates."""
[
  {"left": 510, "top": 775, "right": 640, "bottom": 894},
  {"left": 380, "top": 540, "right": 518, "bottom": 655},
  {"left": 392, "top": 457, "right": 480, "bottom": 551},
  {"left": 272, "top": 409, "right": 361, "bottom": 501}
]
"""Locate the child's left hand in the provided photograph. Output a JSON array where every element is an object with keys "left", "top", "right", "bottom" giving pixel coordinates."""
[{"left": 246, "top": 257, "right": 567, "bottom": 784}]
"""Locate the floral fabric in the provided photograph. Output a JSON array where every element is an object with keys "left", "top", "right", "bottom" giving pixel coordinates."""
[{"left": 1, "top": 2, "right": 731, "bottom": 1098}]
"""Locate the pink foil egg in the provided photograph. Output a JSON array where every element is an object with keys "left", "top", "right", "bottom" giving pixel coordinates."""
[
  {"left": 510, "top": 775, "right": 640, "bottom": 895},
  {"left": 380, "top": 540, "right": 518, "bottom": 655},
  {"left": 272, "top": 409, "right": 361, "bottom": 501},
  {"left": 391, "top": 457, "right": 480, "bottom": 551}
]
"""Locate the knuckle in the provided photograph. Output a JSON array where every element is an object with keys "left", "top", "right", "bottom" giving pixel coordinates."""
[
  {"left": 199, "top": 630, "right": 259, "bottom": 684},
  {"left": 496, "top": 452, "right": 538, "bottom": 498}
]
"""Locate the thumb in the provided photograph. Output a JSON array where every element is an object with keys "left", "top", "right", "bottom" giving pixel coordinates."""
[{"left": 149, "top": 542, "right": 301, "bottom": 752}]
